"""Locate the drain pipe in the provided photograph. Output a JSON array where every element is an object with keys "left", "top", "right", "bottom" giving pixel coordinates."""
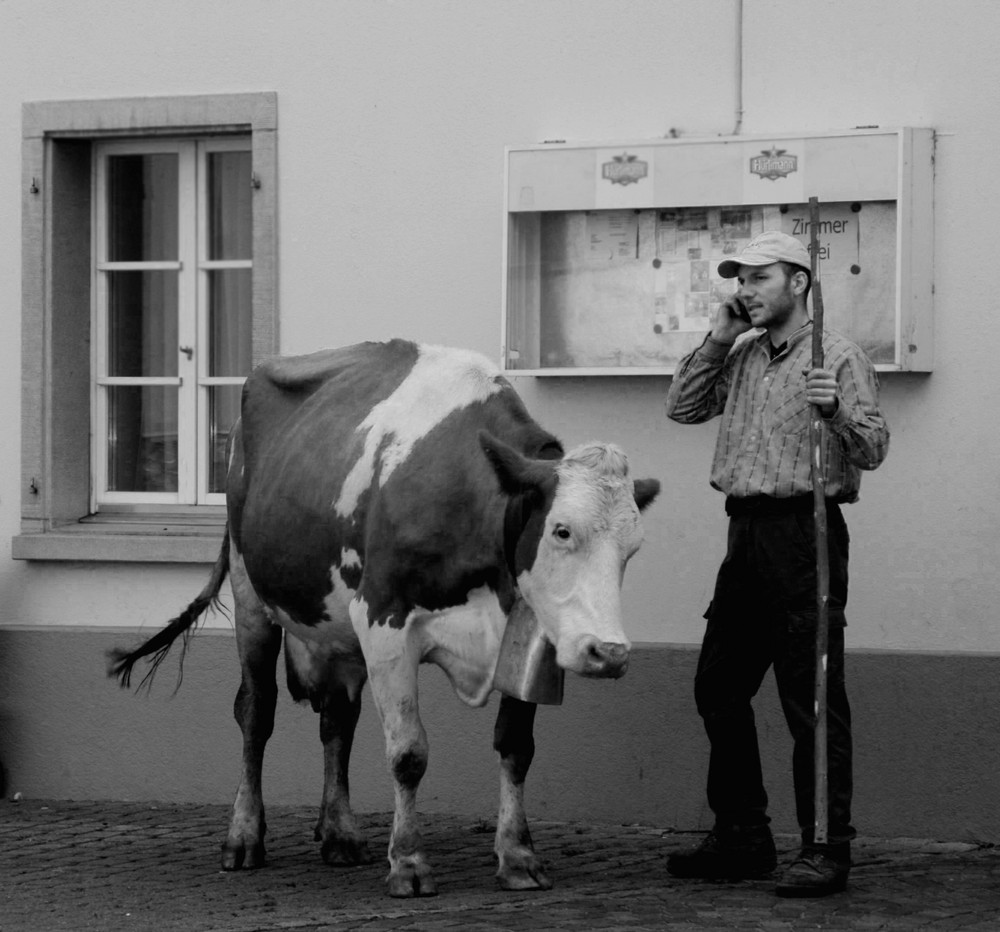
[{"left": 732, "top": 0, "right": 744, "bottom": 135}]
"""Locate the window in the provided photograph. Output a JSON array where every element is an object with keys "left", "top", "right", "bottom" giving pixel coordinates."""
[
  {"left": 94, "top": 138, "right": 251, "bottom": 507},
  {"left": 15, "top": 94, "right": 277, "bottom": 562}
]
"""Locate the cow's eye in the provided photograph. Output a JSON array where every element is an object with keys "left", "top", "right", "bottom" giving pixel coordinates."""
[{"left": 553, "top": 524, "right": 571, "bottom": 541}]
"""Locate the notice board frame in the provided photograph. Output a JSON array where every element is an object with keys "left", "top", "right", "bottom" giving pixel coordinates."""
[{"left": 501, "top": 127, "right": 934, "bottom": 376}]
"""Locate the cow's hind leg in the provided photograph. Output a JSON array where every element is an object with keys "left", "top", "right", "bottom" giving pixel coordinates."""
[
  {"left": 221, "top": 549, "right": 282, "bottom": 870},
  {"left": 314, "top": 663, "right": 373, "bottom": 866},
  {"left": 283, "top": 634, "right": 373, "bottom": 865},
  {"left": 493, "top": 695, "right": 552, "bottom": 890}
]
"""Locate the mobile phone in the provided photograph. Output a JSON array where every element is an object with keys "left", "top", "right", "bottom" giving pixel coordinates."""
[{"left": 733, "top": 296, "right": 751, "bottom": 323}]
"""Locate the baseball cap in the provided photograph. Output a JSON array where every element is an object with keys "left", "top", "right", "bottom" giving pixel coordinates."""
[{"left": 717, "top": 231, "right": 811, "bottom": 279}]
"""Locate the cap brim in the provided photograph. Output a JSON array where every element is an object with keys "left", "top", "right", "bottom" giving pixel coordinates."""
[{"left": 716, "top": 254, "right": 784, "bottom": 278}]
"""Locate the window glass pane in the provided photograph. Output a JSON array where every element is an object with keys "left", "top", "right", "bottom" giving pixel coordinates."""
[
  {"left": 208, "top": 385, "right": 242, "bottom": 493},
  {"left": 209, "top": 268, "right": 252, "bottom": 377},
  {"left": 107, "top": 154, "right": 178, "bottom": 262},
  {"left": 107, "top": 271, "right": 178, "bottom": 377},
  {"left": 106, "top": 386, "right": 178, "bottom": 493},
  {"left": 208, "top": 150, "right": 252, "bottom": 260}
]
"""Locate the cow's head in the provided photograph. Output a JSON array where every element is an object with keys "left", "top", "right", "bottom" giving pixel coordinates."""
[{"left": 480, "top": 432, "right": 659, "bottom": 679}]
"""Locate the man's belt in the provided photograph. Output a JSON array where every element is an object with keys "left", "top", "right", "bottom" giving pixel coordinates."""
[{"left": 725, "top": 494, "right": 845, "bottom": 517}]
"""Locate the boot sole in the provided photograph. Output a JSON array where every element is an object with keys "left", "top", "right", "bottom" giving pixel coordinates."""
[{"left": 775, "top": 876, "right": 848, "bottom": 897}]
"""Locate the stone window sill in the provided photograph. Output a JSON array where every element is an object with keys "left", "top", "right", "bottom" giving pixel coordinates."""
[{"left": 12, "top": 520, "right": 225, "bottom": 563}]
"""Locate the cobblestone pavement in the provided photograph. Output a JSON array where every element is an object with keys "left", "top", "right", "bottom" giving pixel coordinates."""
[{"left": 2, "top": 800, "right": 999, "bottom": 931}]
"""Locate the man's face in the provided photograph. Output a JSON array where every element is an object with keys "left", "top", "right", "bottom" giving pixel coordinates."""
[{"left": 736, "top": 263, "right": 800, "bottom": 331}]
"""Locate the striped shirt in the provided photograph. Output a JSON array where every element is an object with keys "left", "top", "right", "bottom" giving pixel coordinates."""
[{"left": 665, "top": 322, "right": 889, "bottom": 502}]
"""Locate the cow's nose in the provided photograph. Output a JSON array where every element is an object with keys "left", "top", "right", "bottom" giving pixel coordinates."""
[{"left": 582, "top": 639, "right": 630, "bottom": 678}]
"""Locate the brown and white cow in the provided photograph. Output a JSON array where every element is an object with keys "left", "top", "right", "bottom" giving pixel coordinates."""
[{"left": 110, "top": 339, "right": 659, "bottom": 897}]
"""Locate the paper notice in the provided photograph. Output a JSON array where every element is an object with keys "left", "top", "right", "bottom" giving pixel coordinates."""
[{"left": 587, "top": 210, "right": 639, "bottom": 259}]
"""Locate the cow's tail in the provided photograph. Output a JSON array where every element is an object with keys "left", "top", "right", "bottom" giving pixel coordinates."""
[{"left": 107, "top": 526, "right": 232, "bottom": 692}]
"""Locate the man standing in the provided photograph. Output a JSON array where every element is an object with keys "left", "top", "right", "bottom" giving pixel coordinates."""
[{"left": 664, "top": 231, "right": 889, "bottom": 897}]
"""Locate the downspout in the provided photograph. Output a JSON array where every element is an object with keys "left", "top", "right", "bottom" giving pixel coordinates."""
[{"left": 732, "top": 0, "right": 744, "bottom": 135}]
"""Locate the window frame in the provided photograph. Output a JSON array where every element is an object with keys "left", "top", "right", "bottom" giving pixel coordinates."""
[
  {"left": 92, "top": 135, "right": 251, "bottom": 509},
  {"left": 15, "top": 93, "right": 278, "bottom": 563}
]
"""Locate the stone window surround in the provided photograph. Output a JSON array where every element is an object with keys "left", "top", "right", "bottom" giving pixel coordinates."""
[{"left": 14, "top": 92, "right": 277, "bottom": 563}]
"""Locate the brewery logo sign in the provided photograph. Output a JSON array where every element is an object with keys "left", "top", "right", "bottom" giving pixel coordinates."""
[
  {"left": 749, "top": 146, "right": 799, "bottom": 181},
  {"left": 602, "top": 152, "right": 649, "bottom": 186}
]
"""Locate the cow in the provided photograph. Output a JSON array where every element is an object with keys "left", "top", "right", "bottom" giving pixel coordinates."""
[{"left": 109, "top": 339, "right": 659, "bottom": 897}]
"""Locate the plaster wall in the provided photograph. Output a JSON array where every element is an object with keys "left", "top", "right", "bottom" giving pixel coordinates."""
[
  {"left": 0, "top": 0, "right": 997, "bottom": 652},
  {"left": 0, "top": 0, "right": 997, "bottom": 651},
  {"left": 0, "top": 0, "right": 998, "bottom": 834}
]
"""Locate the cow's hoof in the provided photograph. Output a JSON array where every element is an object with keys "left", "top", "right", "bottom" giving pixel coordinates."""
[
  {"left": 387, "top": 863, "right": 438, "bottom": 897},
  {"left": 321, "top": 834, "right": 373, "bottom": 866},
  {"left": 496, "top": 853, "right": 553, "bottom": 891},
  {"left": 221, "top": 838, "right": 266, "bottom": 871}
]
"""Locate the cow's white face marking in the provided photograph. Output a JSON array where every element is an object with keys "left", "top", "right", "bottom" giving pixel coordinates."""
[
  {"left": 335, "top": 345, "right": 504, "bottom": 517},
  {"left": 517, "top": 444, "right": 644, "bottom": 675}
]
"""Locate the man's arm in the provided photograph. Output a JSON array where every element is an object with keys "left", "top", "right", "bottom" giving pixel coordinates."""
[
  {"left": 813, "top": 352, "right": 890, "bottom": 470},
  {"left": 665, "top": 295, "right": 748, "bottom": 424},
  {"left": 664, "top": 336, "right": 733, "bottom": 424}
]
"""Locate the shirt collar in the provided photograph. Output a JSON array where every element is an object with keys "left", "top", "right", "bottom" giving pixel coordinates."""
[{"left": 754, "top": 320, "right": 814, "bottom": 358}]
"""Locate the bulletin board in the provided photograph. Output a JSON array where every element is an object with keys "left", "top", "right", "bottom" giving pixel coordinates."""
[{"left": 502, "top": 129, "right": 933, "bottom": 374}]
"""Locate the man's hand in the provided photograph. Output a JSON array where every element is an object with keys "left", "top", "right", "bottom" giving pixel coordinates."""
[
  {"left": 804, "top": 368, "right": 838, "bottom": 417},
  {"left": 710, "top": 295, "right": 754, "bottom": 344}
]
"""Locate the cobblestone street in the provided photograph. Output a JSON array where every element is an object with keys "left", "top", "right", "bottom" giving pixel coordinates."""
[{"left": 2, "top": 799, "right": 999, "bottom": 931}]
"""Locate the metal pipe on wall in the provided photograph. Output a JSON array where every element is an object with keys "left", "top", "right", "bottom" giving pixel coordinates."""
[{"left": 732, "top": 0, "right": 744, "bottom": 135}]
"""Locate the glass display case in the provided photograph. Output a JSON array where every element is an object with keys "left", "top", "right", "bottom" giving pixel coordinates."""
[{"left": 502, "top": 128, "right": 933, "bottom": 374}]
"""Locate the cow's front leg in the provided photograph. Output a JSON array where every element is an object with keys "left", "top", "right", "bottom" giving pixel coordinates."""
[
  {"left": 493, "top": 694, "right": 552, "bottom": 890},
  {"left": 314, "top": 668, "right": 373, "bottom": 866},
  {"left": 222, "top": 550, "right": 282, "bottom": 870},
  {"left": 365, "top": 645, "right": 436, "bottom": 897}
]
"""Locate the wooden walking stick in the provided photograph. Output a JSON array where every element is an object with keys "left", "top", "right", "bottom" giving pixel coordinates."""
[{"left": 807, "top": 196, "right": 831, "bottom": 846}]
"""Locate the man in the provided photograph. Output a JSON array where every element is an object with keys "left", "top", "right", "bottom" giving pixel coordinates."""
[{"left": 664, "top": 231, "right": 889, "bottom": 897}]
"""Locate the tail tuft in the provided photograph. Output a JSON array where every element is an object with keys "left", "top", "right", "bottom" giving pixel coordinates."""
[
  {"left": 106, "top": 602, "right": 207, "bottom": 692},
  {"left": 107, "top": 528, "right": 230, "bottom": 693}
]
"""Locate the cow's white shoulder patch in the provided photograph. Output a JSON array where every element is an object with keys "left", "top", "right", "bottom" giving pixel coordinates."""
[{"left": 335, "top": 345, "right": 503, "bottom": 516}]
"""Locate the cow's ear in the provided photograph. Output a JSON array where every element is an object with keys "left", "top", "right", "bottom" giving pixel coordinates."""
[
  {"left": 479, "top": 431, "right": 553, "bottom": 495},
  {"left": 633, "top": 478, "right": 660, "bottom": 512}
]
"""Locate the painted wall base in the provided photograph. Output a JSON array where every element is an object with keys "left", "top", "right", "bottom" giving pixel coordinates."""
[{"left": 0, "top": 629, "right": 996, "bottom": 842}]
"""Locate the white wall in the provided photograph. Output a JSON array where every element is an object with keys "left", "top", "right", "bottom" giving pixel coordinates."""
[{"left": 0, "top": 0, "right": 998, "bottom": 653}]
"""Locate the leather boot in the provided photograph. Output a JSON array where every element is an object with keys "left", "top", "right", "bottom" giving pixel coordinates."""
[
  {"left": 775, "top": 842, "right": 851, "bottom": 897},
  {"left": 667, "top": 824, "right": 777, "bottom": 880}
]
